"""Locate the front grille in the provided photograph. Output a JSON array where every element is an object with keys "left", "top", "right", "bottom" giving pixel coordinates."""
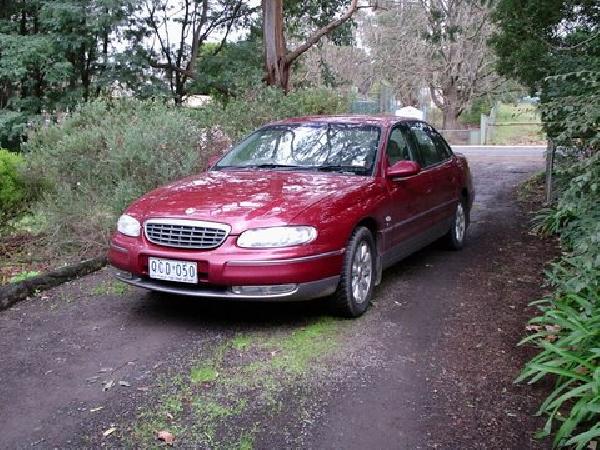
[{"left": 144, "top": 219, "right": 230, "bottom": 249}]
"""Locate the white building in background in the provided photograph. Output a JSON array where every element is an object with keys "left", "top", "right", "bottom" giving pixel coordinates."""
[{"left": 395, "top": 106, "right": 424, "bottom": 120}]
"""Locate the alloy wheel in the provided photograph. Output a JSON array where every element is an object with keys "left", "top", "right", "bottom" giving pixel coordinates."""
[
  {"left": 455, "top": 203, "right": 466, "bottom": 243},
  {"left": 351, "top": 241, "right": 372, "bottom": 304}
]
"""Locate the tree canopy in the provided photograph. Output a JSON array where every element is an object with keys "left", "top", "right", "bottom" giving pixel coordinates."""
[
  {"left": 0, "top": 0, "right": 131, "bottom": 148},
  {"left": 492, "top": 0, "right": 600, "bottom": 91},
  {"left": 492, "top": 0, "right": 600, "bottom": 147}
]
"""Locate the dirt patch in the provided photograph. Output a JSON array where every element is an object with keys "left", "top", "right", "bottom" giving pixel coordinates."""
[
  {"left": 0, "top": 233, "right": 48, "bottom": 284},
  {"left": 423, "top": 183, "right": 558, "bottom": 448}
]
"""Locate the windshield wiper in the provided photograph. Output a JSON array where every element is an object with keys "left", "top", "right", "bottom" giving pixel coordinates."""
[
  {"left": 216, "top": 164, "right": 306, "bottom": 170},
  {"left": 314, "top": 165, "right": 367, "bottom": 174},
  {"left": 250, "top": 164, "right": 306, "bottom": 169}
]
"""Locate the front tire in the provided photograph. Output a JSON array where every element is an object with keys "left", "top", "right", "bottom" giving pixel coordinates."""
[
  {"left": 331, "top": 227, "right": 376, "bottom": 318},
  {"left": 446, "top": 201, "right": 468, "bottom": 250}
]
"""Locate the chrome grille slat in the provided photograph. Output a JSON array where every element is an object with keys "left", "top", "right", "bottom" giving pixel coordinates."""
[{"left": 144, "top": 219, "right": 230, "bottom": 249}]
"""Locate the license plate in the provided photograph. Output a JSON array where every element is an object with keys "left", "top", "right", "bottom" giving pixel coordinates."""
[{"left": 148, "top": 257, "right": 197, "bottom": 284}]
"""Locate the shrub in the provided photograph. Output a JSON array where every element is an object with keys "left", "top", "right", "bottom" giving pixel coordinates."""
[
  {"left": 25, "top": 100, "right": 205, "bottom": 255},
  {"left": 518, "top": 152, "right": 600, "bottom": 448},
  {"left": 25, "top": 87, "right": 350, "bottom": 256},
  {"left": 192, "top": 86, "right": 349, "bottom": 142},
  {"left": 0, "top": 148, "right": 38, "bottom": 228}
]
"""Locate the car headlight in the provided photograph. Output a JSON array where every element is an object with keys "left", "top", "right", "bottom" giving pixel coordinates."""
[
  {"left": 117, "top": 214, "right": 141, "bottom": 237},
  {"left": 237, "top": 226, "right": 317, "bottom": 248}
]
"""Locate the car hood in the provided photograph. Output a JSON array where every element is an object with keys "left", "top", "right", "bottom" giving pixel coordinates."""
[{"left": 130, "top": 170, "right": 371, "bottom": 234}]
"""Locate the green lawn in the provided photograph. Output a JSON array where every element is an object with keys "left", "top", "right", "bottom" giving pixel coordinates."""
[{"left": 488, "top": 103, "right": 545, "bottom": 145}]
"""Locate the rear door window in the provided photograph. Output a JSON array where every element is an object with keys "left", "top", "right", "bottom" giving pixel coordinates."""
[
  {"left": 410, "top": 122, "right": 442, "bottom": 167},
  {"left": 429, "top": 129, "right": 453, "bottom": 160}
]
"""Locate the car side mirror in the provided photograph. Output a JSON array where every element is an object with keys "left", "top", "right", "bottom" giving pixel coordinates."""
[
  {"left": 386, "top": 160, "right": 421, "bottom": 179},
  {"left": 205, "top": 154, "right": 221, "bottom": 170}
]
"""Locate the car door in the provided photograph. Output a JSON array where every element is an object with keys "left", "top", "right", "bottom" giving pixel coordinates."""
[
  {"left": 382, "top": 123, "right": 432, "bottom": 254},
  {"left": 408, "top": 122, "right": 457, "bottom": 226}
]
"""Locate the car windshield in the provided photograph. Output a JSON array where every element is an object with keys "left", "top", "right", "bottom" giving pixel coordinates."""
[{"left": 215, "top": 123, "right": 381, "bottom": 176}]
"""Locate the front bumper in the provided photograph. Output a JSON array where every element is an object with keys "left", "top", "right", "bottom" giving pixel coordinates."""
[
  {"left": 115, "top": 271, "right": 340, "bottom": 301},
  {"left": 109, "top": 233, "right": 345, "bottom": 286}
]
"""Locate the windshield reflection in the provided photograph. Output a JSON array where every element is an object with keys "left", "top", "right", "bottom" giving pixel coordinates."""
[{"left": 215, "top": 123, "right": 381, "bottom": 176}]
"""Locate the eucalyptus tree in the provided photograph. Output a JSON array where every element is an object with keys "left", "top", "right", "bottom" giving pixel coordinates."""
[{"left": 261, "top": 0, "right": 365, "bottom": 91}]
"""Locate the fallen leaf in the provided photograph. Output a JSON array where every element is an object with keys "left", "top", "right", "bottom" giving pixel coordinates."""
[
  {"left": 118, "top": 381, "right": 131, "bottom": 387},
  {"left": 156, "top": 430, "right": 175, "bottom": 445},
  {"left": 103, "top": 380, "right": 115, "bottom": 391},
  {"left": 545, "top": 335, "right": 558, "bottom": 342},
  {"left": 137, "top": 386, "right": 149, "bottom": 392},
  {"left": 545, "top": 325, "right": 561, "bottom": 333},
  {"left": 525, "top": 325, "right": 542, "bottom": 332},
  {"left": 102, "top": 427, "right": 116, "bottom": 437},
  {"left": 90, "top": 406, "right": 104, "bottom": 413}
]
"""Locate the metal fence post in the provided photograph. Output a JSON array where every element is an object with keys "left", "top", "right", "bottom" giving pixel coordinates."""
[
  {"left": 480, "top": 114, "right": 488, "bottom": 145},
  {"left": 545, "top": 139, "right": 556, "bottom": 204}
]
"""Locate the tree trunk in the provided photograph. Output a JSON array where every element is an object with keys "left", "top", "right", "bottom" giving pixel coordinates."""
[
  {"left": 262, "top": 0, "right": 289, "bottom": 91},
  {"left": 442, "top": 106, "right": 460, "bottom": 130},
  {"left": 441, "top": 85, "right": 460, "bottom": 130}
]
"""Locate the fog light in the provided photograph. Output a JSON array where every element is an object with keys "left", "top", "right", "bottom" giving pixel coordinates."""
[{"left": 231, "top": 284, "right": 297, "bottom": 296}]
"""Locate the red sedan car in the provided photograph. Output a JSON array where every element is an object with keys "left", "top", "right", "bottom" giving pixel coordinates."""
[{"left": 109, "top": 115, "right": 474, "bottom": 317}]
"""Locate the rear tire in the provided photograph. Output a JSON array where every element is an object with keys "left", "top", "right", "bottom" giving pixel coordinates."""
[
  {"left": 446, "top": 200, "right": 468, "bottom": 250},
  {"left": 331, "top": 227, "right": 376, "bottom": 318}
]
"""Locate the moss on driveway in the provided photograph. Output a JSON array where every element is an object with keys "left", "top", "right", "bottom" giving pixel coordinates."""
[{"left": 127, "top": 317, "right": 345, "bottom": 448}]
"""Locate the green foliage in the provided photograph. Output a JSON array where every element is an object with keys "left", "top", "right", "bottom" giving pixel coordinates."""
[
  {"left": 25, "top": 99, "right": 204, "bottom": 255},
  {"left": 491, "top": 0, "right": 600, "bottom": 92},
  {"left": 192, "top": 86, "right": 349, "bottom": 142},
  {"left": 520, "top": 153, "right": 600, "bottom": 448},
  {"left": 25, "top": 87, "right": 348, "bottom": 256},
  {"left": 0, "top": 0, "right": 132, "bottom": 150},
  {"left": 283, "top": 0, "right": 356, "bottom": 45},
  {"left": 190, "top": 38, "right": 263, "bottom": 103},
  {"left": 541, "top": 71, "right": 600, "bottom": 150},
  {"left": 492, "top": 0, "right": 600, "bottom": 151},
  {"left": 460, "top": 98, "right": 493, "bottom": 125},
  {"left": 0, "top": 148, "right": 39, "bottom": 227},
  {"left": 496, "top": 2, "right": 600, "bottom": 444}
]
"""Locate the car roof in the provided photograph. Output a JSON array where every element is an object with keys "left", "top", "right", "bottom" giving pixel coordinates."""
[{"left": 267, "top": 114, "right": 420, "bottom": 127}]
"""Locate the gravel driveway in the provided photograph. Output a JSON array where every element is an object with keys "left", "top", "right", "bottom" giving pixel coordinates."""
[{"left": 0, "top": 146, "right": 553, "bottom": 449}]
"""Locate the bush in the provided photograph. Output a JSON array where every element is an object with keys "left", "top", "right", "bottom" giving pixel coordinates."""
[
  {"left": 460, "top": 97, "right": 493, "bottom": 125},
  {"left": 25, "top": 100, "right": 206, "bottom": 255},
  {"left": 25, "top": 87, "right": 349, "bottom": 256},
  {"left": 192, "top": 86, "right": 349, "bottom": 142},
  {"left": 518, "top": 152, "right": 600, "bottom": 448},
  {"left": 0, "top": 148, "right": 38, "bottom": 229}
]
